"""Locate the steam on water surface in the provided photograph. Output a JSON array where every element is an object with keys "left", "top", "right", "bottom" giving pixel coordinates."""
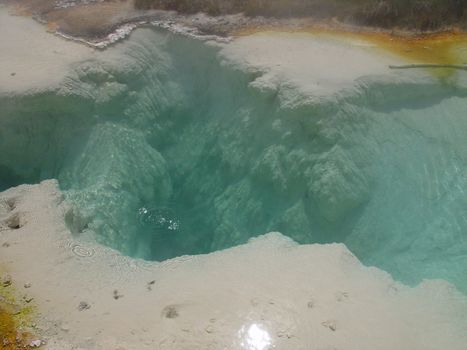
[{"left": 1, "top": 29, "right": 467, "bottom": 293}]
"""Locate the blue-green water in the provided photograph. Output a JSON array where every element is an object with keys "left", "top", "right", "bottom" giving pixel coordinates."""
[{"left": 1, "top": 29, "right": 467, "bottom": 292}]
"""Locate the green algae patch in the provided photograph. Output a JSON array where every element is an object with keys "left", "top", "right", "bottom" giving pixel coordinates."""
[{"left": 0, "top": 269, "right": 41, "bottom": 350}]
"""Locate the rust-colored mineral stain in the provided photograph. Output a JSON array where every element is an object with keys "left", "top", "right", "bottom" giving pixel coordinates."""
[
  {"left": 0, "top": 306, "right": 16, "bottom": 348},
  {"left": 46, "top": 21, "right": 59, "bottom": 33},
  {"left": 315, "top": 29, "right": 467, "bottom": 65},
  {"left": 234, "top": 25, "right": 467, "bottom": 72},
  {"left": 0, "top": 304, "right": 37, "bottom": 350}
]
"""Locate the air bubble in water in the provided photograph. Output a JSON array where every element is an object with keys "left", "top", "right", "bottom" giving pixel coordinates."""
[{"left": 137, "top": 207, "right": 180, "bottom": 233}]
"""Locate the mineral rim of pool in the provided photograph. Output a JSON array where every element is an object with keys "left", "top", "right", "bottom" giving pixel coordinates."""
[{"left": 2, "top": 9, "right": 467, "bottom": 292}]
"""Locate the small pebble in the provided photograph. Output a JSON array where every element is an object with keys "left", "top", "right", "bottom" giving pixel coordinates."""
[
  {"left": 78, "top": 301, "right": 90, "bottom": 311},
  {"left": 163, "top": 306, "right": 179, "bottom": 319},
  {"left": 24, "top": 283, "right": 32, "bottom": 288},
  {"left": 113, "top": 289, "right": 123, "bottom": 300},
  {"left": 10, "top": 72, "right": 16, "bottom": 76},
  {"left": 2, "top": 274, "right": 12, "bottom": 287},
  {"left": 322, "top": 320, "right": 337, "bottom": 332},
  {"left": 336, "top": 291, "right": 349, "bottom": 302},
  {"left": 23, "top": 295, "right": 34, "bottom": 303},
  {"left": 1, "top": 242, "right": 10, "bottom": 247},
  {"left": 147, "top": 280, "right": 156, "bottom": 291},
  {"left": 276, "top": 329, "right": 293, "bottom": 338},
  {"left": 29, "top": 339, "right": 45, "bottom": 347}
]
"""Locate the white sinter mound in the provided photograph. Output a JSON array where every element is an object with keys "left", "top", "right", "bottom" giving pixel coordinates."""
[
  {"left": 219, "top": 31, "right": 426, "bottom": 101},
  {"left": 0, "top": 5, "right": 94, "bottom": 95}
]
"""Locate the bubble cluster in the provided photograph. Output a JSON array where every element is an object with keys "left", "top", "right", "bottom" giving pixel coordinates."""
[{"left": 137, "top": 207, "right": 181, "bottom": 233}]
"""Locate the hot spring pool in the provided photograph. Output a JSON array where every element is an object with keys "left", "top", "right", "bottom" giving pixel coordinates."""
[{"left": 1, "top": 28, "right": 467, "bottom": 294}]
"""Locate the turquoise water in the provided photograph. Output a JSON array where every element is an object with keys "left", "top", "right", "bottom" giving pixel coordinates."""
[{"left": 1, "top": 29, "right": 467, "bottom": 292}]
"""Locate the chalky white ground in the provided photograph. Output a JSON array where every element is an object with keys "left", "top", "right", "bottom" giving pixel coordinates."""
[
  {"left": 0, "top": 6, "right": 95, "bottom": 95},
  {"left": 1, "top": 6, "right": 467, "bottom": 350},
  {"left": 2, "top": 182, "right": 467, "bottom": 350}
]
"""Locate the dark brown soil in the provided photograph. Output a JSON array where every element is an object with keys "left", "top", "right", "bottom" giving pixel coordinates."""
[
  {"left": 135, "top": 0, "right": 467, "bottom": 31},
  {"left": 1, "top": 0, "right": 466, "bottom": 42}
]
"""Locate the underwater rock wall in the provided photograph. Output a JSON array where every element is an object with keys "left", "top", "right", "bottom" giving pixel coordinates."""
[{"left": 0, "top": 28, "right": 467, "bottom": 292}]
